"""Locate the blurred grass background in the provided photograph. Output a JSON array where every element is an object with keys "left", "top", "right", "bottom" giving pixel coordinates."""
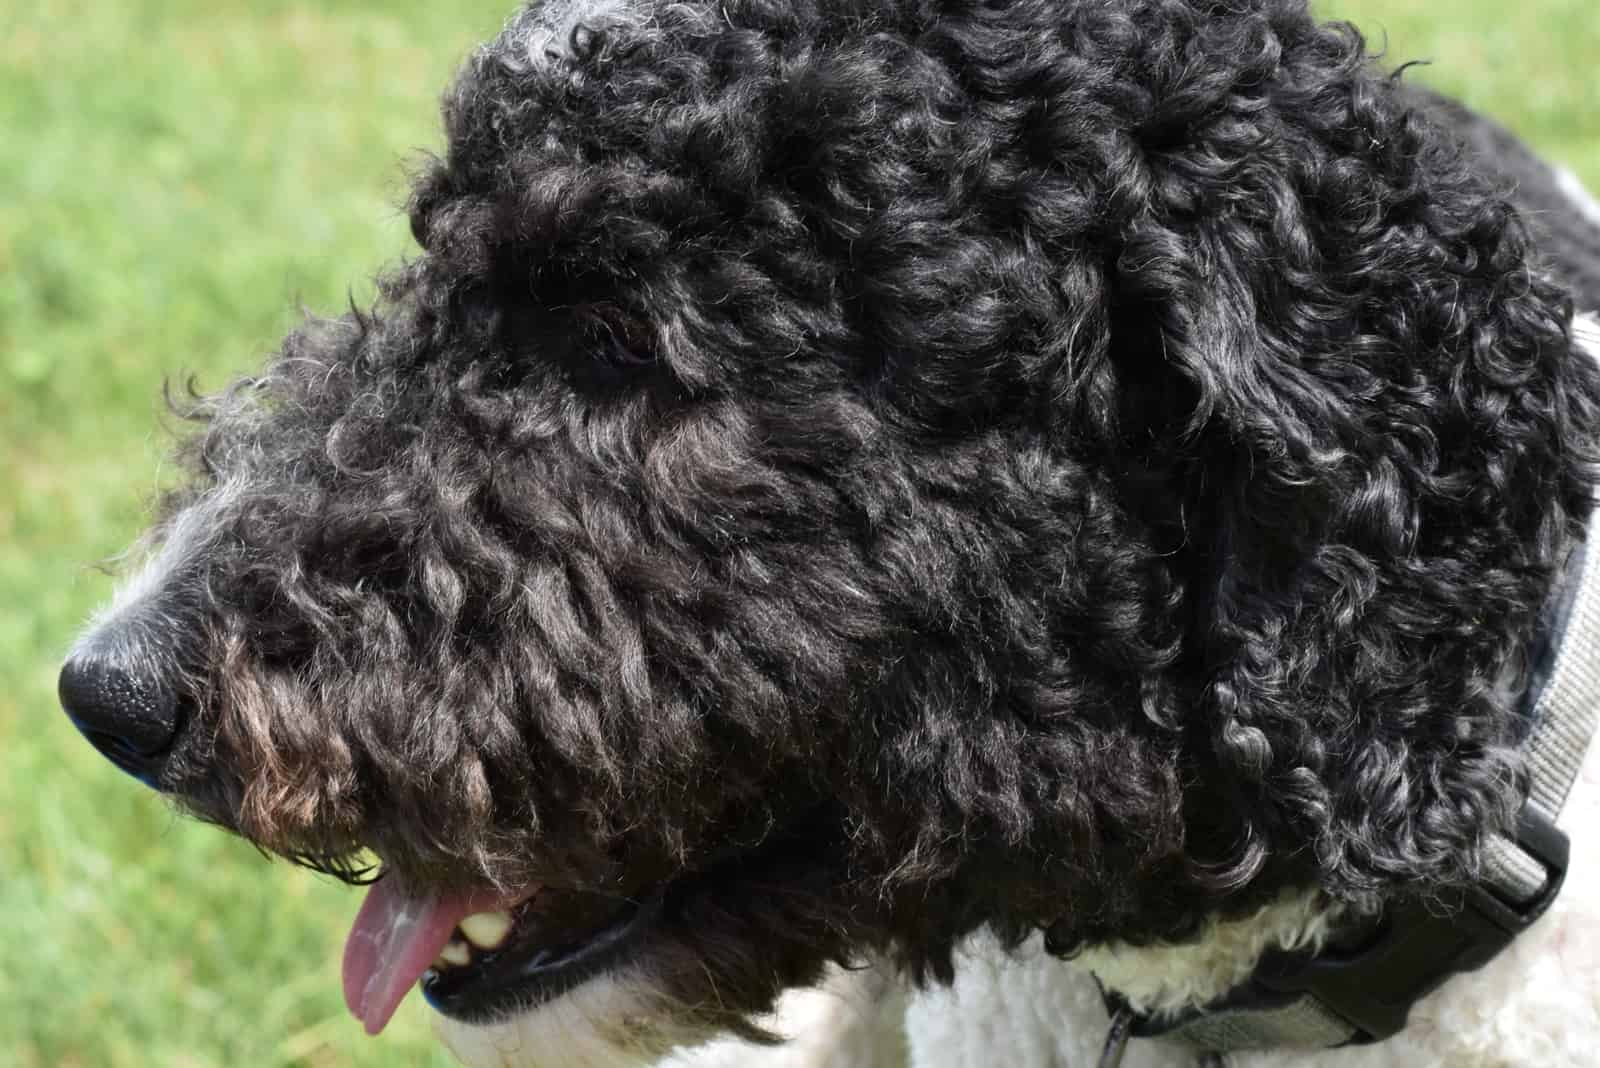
[{"left": 0, "top": 1, "right": 1594, "bottom": 1065}]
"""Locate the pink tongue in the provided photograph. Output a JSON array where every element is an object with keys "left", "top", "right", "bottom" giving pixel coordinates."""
[{"left": 341, "top": 879, "right": 515, "bottom": 1036}]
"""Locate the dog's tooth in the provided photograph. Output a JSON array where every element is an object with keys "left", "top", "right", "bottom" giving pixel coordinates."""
[
  {"left": 459, "top": 910, "right": 515, "bottom": 950},
  {"left": 435, "top": 939, "right": 472, "bottom": 968}
]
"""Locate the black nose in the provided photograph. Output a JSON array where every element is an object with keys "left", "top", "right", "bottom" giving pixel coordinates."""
[{"left": 59, "top": 650, "right": 181, "bottom": 786}]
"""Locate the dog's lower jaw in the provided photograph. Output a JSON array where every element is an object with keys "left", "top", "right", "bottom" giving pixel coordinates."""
[
  {"left": 435, "top": 967, "right": 694, "bottom": 1068},
  {"left": 435, "top": 963, "right": 909, "bottom": 1068}
]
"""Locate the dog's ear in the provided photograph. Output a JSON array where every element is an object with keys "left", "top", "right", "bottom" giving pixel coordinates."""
[{"left": 1098, "top": 115, "right": 1600, "bottom": 901}]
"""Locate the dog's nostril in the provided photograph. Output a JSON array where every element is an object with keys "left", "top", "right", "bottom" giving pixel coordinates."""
[{"left": 58, "top": 652, "right": 182, "bottom": 784}]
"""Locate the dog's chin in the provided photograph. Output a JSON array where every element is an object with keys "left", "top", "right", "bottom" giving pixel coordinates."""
[
  {"left": 434, "top": 966, "right": 715, "bottom": 1068},
  {"left": 434, "top": 960, "right": 908, "bottom": 1068}
]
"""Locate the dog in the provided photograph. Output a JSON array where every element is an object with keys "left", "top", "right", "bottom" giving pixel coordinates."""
[{"left": 58, "top": 1, "right": 1600, "bottom": 1065}]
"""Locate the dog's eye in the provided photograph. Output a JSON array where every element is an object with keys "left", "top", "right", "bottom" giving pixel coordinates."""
[{"left": 579, "top": 303, "right": 656, "bottom": 368}]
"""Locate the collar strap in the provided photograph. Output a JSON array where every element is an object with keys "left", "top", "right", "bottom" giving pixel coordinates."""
[
  {"left": 1108, "top": 317, "right": 1600, "bottom": 1056},
  {"left": 1117, "top": 806, "right": 1571, "bottom": 1054}
]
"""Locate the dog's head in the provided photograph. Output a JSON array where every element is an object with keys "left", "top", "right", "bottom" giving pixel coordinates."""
[{"left": 58, "top": 0, "right": 1600, "bottom": 1062}]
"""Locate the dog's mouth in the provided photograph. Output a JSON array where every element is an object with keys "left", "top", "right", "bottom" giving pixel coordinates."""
[
  {"left": 421, "top": 884, "right": 663, "bottom": 1026},
  {"left": 342, "top": 875, "right": 661, "bottom": 1034},
  {"left": 338, "top": 816, "right": 835, "bottom": 1035}
]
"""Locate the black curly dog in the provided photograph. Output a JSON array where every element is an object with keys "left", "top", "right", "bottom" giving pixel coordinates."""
[{"left": 59, "top": 0, "right": 1600, "bottom": 1063}]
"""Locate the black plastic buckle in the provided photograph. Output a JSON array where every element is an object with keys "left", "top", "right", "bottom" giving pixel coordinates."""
[{"left": 1253, "top": 806, "right": 1569, "bottom": 1044}]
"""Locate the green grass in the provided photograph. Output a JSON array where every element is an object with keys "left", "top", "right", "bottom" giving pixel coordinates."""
[
  {"left": 0, "top": 2, "right": 1594, "bottom": 1065},
  {"left": 1, "top": 3, "right": 517, "bottom": 1065}
]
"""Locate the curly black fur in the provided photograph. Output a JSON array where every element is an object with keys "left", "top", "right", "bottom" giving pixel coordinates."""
[
  {"left": 1408, "top": 86, "right": 1600, "bottom": 308},
  {"left": 91, "top": 0, "right": 1600, "bottom": 1037}
]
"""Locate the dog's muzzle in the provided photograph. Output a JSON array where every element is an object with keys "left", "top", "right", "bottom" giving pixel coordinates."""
[{"left": 58, "top": 638, "right": 181, "bottom": 787}]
